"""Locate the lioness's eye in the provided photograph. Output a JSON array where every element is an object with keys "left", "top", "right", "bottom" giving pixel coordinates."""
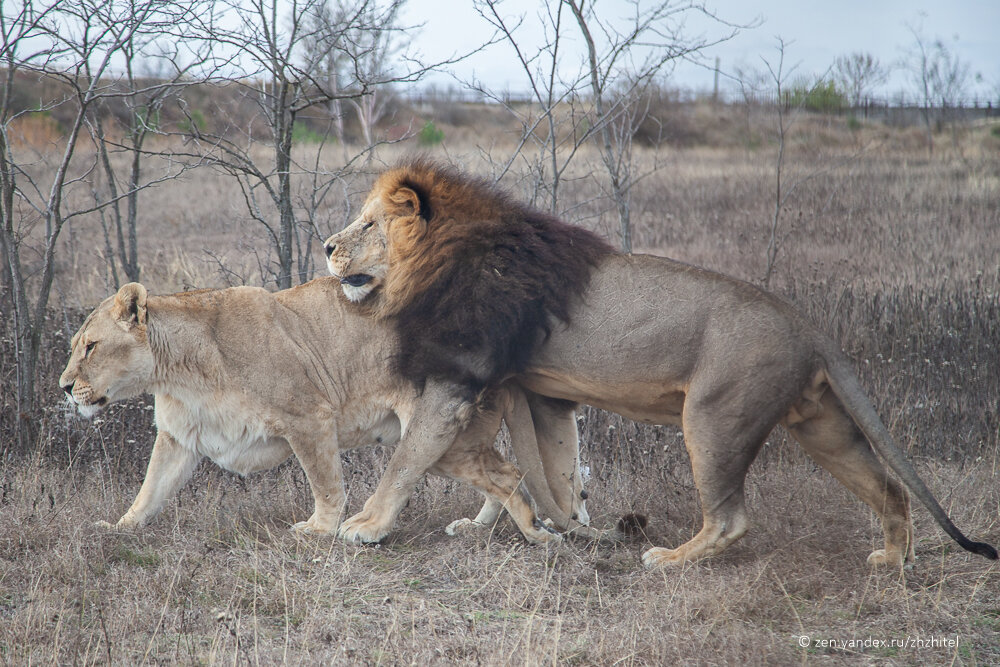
[
  {"left": 84, "top": 341, "right": 97, "bottom": 357},
  {"left": 362, "top": 221, "right": 374, "bottom": 231}
]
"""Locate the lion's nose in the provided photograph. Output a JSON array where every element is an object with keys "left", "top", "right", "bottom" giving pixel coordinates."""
[
  {"left": 324, "top": 243, "right": 336, "bottom": 258},
  {"left": 61, "top": 382, "right": 74, "bottom": 396}
]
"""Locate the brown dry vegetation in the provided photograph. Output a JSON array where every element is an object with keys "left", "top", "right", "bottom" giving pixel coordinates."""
[{"left": 2, "top": 106, "right": 1000, "bottom": 664}]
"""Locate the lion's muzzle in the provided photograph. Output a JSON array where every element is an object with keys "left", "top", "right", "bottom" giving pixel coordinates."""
[{"left": 341, "top": 274, "right": 373, "bottom": 288}]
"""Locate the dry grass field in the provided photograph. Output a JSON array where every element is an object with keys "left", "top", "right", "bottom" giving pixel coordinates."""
[{"left": 2, "top": 109, "right": 1000, "bottom": 664}]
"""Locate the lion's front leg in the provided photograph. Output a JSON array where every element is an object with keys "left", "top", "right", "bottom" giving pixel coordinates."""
[
  {"left": 338, "top": 382, "right": 469, "bottom": 544},
  {"left": 98, "top": 430, "right": 201, "bottom": 531}
]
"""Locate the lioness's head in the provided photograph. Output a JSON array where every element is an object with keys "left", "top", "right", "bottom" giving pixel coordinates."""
[{"left": 59, "top": 283, "right": 155, "bottom": 418}]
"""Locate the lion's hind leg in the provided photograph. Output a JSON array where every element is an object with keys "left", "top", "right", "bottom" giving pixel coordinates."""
[
  {"left": 642, "top": 398, "right": 777, "bottom": 568},
  {"left": 784, "top": 388, "right": 913, "bottom": 567}
]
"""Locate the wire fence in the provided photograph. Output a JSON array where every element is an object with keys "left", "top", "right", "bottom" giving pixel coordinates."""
[{"left": 401, "top": 87, "right": 1000, "bottom": 125}]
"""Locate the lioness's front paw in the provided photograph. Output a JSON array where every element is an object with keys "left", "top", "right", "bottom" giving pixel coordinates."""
[
  {"left": 95, "top": 517, "right": 138, "bottom": 531},
  {"left": 337, "top": 510, "right": 392, "bottom": 544}
]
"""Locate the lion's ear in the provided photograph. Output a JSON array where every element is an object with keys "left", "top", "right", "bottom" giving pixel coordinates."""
[
  {"left": 112, "top": 282, "right": 148, "bottom": 331},
  {"left": 388, "top": 185, "right": 431, "bottom": 222}
]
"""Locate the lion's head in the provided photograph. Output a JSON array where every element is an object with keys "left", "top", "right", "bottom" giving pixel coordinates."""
[
  {"left": 323, "top": 194, "right": 392, "bottom": 304},
  {"left": 323, "top": 160, "right": 448, "bottom": 310},
  {"left": 323, "top": 159, "right": 614, "bottom": 393},
  {"left": 59, "top": 283, "right": 155, "bottom": 418}
]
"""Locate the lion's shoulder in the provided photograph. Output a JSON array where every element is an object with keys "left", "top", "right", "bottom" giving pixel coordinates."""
[{"left": 373, "top": 159, "right": 617, "bottom": 394}]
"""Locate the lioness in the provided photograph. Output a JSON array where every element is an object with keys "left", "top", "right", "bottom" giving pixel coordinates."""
[
  {"left": 322, "top": 159, "right": 997, "bottom": 567},
  {"left": 58, "top": 279, "right": 563, "bottom": 544}
]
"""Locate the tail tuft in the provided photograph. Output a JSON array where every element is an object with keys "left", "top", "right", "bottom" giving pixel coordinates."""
[
  {"left": 616, "top": 513, "right": 648, "bottom": 536},
  {"left": 968, "top": 541, "right": 999, "bottom": 561}
]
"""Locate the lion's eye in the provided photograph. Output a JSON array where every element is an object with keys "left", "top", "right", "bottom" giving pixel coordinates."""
[
  {"left": 84, "top": 341, "right": 97, "bottom": 357},
  {"left": 362, "top": 221, "right": 374, "bottom": 231}
]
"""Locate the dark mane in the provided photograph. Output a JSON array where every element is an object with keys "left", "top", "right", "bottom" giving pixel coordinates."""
[{"left": 375, "top": 159, "right": 617, "bottom": 396}]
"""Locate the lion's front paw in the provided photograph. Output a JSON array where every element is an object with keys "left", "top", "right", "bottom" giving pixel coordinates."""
[
  {"left": 524, "top": 525, "right": 563, "bottom": 545},
  {"left": 641, "top": 546, "right": 687, "bottom": 569},
  {"left": 95, "top": 519, "right": 115, "bottom": 530},
  {"left": 337, "top": 510, "right": 392, "bottom": 544}
]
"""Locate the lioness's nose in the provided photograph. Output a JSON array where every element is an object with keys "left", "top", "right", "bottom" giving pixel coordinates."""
[
  {"left": 324, "top": 243, "right": 336, "bottom": 258},
  {"left": 61, "top": 382, "right": 74, "bottom": 396}
]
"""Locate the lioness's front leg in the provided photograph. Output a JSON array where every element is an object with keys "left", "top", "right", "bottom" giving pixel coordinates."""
[
  {"left": 286, "top": 426, "right": 346, "bottom": 535},
  {"left": 339, "top": 382, "right": 469, "bottom": 544},
  {"left": 97, "top": 430, "right": 201, "bottom": 530}
]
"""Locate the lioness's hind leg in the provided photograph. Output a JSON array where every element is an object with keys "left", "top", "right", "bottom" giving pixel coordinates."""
[
  {"left": 527, "top": 394, "right": 590, "bottom": 526},
  {"left": 445, "top": 497, "right": 503, "bottom": 537},
  {"left": 785, "top": 392, "right": 913, "bottom": 566},
  {"left": 433, "top": 444, "right": 560, "bottom": 545}
]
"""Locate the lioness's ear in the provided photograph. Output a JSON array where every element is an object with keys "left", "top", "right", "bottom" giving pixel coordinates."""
[{"left": 112, "top": 282, "right": 148, "bottom": 330}]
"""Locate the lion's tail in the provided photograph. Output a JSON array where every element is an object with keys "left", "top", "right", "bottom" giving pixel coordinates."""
[
  {"left": 822, "top": 345, "right": 997, "bottom": 561},
  {"left": 504, "top": 388, "right": 639, "bottom": 543}
]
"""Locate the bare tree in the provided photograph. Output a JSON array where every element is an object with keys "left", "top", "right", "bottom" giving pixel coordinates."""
[
  {"left": 179, "top": 0, "right": 432, "bottom": 289},
  {"left": 1, "top": 0, "right": 193, "bottom": 448},
  {"left": 748, "top": 39, "right": 862, "bottom": 288},
  {"left": 833, "top": 51, "right": 887, "bottom": 107},
  {"left": 341, "top": 1, "right": 409, "bottom": 148},
  {"left": 904, "top": 25, "right": 971, "bottom": 156},
  {"left": 566, "top": 0, "right": 738, "bottom": 252},
  {"left": 759, "top": 38, "right": 796, "bottom": 288},
  {"left": 88, "top": 1, "right": 215, "bottom": 286},
  {"left": 471, "top": 0, "right": 742, "bottom": 251}
]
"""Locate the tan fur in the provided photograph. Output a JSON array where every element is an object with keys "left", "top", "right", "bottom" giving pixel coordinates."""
[
  {"left": 58, "top": 280, "right": 561, "bottom": 545},
  {"left": 322, "top": 173, "right": 997, "bottom": 568}
]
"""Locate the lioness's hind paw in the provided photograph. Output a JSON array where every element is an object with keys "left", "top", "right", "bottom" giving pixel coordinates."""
[
  {"left": 866, "top": 548, "right": 907, "bottom": 568},
  {"left": 291, "top": 519, "right": 337, "bottom": 536},
  {"left": 445, "top": 518, "right": 486, "bottom": 536}
]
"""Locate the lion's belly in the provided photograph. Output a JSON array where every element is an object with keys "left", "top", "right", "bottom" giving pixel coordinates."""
[
  {"left": 154, "top": 394, "right": 293, "bottom": 476},
  {"left": 520, "top": 371, "right": 685, "bottom": 426}
]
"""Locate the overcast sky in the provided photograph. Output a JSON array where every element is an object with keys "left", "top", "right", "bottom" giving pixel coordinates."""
[{"left": 404, "top": 0, "right": 999, "bottom": 102}]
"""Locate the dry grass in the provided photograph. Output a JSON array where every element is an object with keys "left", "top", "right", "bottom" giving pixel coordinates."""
[
  {"left": 2, "top": 442, "right": 998, "bottom": 665},
  {"left": 3, "top": 111, "right": 1000, "bottom": 664}
]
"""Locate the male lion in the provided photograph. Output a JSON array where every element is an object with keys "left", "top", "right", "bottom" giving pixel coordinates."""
[
  {"left": 322, "top": 158, "right": 997, "bottom": 568},
  {"left": 58, "top": 279, "right": 565, "bottom": 544}
]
